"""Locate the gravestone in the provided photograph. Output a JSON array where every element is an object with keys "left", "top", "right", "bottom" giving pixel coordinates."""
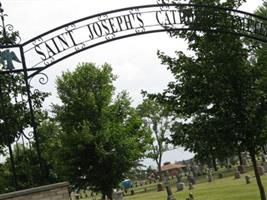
[
  {"left": 188, "top": 175, "right": 196, "bottom": 185},
  {"left": 234, "top": 170, "right": 241, "bottom": 179},
  {"left": 164, "top": 175, "right": 176, "bottom": 200},
  {"left": 176, "top": 174, "right": 182, "bottom": 183},
  {"left": 113, "top": 190, "right": 124, "bottom": 200},
  {"left": 74, "top": 192, "right": 80, "bottom": 200},
  {"left": 139, "top": 180, "right": 145, "bottom": 187},
  {"left": 157, "top": 183, "right": 164, "bottom": 191},
  {"left": 257, "top": 166, "right": 265, "bottom": 176},
  {"left": 237, "top": 165, "right": 246, "bottom": 174},
  {"left": 263, "top": 162, "right": 267, "bottom": 171},
  {"left": 242, "top": 158, "right": 248, "bottom": 166},
  {"left": 91, "top": 192, "right": 97, "bottom": 200},
  {"left": 189, "top": 182, "right": 194, "bottom": 190},
  {"left": 218, "top": 173, "right": 223, "bottom": 179},
  {"left": 207, "top": 174, "right": 212, "bottom": 182},
  {"left": 176, "top": 182, "right": 185, "bottom": 191},
  {"left": 245, "top": 175, "right": 251, "bottom": 184},
  {"left": 185, "top": 193, "right": 194, "bottom": 200},
  {"left": 207, "top": 170, "right": 213, "bottom": 182},
  {"left": 261, "top": 154, "right": 266, "bottom": 162},
  {"left": 84, "top": 191, "right": 88, "bottom": 198}
]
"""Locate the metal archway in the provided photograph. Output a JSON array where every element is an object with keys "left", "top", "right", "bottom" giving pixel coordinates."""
[{"left": 0, "top": 1, "right": 267, "bottom": 77}]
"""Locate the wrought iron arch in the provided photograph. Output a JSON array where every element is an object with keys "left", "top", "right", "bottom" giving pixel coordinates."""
[{"left": 0, "top": 1, "right": 267, "bottom": 78}]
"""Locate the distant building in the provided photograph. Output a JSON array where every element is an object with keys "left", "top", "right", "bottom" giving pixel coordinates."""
[{"left": 161, "top": 162, "right": 186, "bottom": 176}]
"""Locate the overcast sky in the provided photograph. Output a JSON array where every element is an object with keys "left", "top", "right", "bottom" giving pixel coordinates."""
[{"left": 1, "top": 0, "right": 264, "bottom": 166}]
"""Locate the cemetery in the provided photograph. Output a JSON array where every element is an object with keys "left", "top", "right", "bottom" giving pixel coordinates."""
[
  {"left": 64, "top": 161, "right": 267, "bottom": 200},
  {"left": 1, "top": 0, "right": 267, "bottom": 200}
]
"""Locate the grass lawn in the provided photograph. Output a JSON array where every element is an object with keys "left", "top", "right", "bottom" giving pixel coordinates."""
[
  {"left": 124, "top": 172, "right": 267, "bottom": 200},
  {"left": 81, "top": 170, "right": 267, "bottom": 200}
]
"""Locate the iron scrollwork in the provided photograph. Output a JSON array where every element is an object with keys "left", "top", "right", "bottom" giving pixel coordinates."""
[
  {"left": 44, "top": 57, "right": 55, "bottom": 66},
  {"left": 129, "top": 8, "right": 140, "bottom": 14},
  {"left": 105, "top": 33, "right": 116, "bottom": 40},
  {"left": 0, "top": 4, "right": 21, "bottom": 45},
  {"left": 32, "top": 37, "right": 44, "bottom": 46},
  {"left": 157, "top": 0, "right": 172, "bottom": 11},
  {"left": 16, "top": 130, "right": 35, "bottom": 142},
  {"left": 29, "top": 72, "right": 49, "bottom": 87},
  {"left": 75, "top": 42, "right": 86, "bottom": 51},
  {"left": 98, "top": 14, "right": 108, "bottom": 21},
  {"left": 65, "top": 23, "right": 76, "bottom": 31},
  {"left": 135, "top": 27, "right": 145, "bottom": 33}
]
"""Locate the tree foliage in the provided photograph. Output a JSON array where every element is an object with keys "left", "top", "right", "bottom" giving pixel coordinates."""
[
  {"left": 149, "top": 0, "right": 267, "bottom": 199},
  {"left": 53, "top": 63, "right": 151, "bottom": 199},
  {"left": 0, "top": 73, "right": 30, "bottom": 148},
  {"left": 137, "top": 98, "right": 171, "bottom": 179},
  {"left": 0, "top": 27, "right": 49, "bottom": 191}
]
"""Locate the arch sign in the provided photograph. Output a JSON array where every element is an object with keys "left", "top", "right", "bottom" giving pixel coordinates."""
[{"left": 1, "top": 0, "right": 267, "bottom": 78}]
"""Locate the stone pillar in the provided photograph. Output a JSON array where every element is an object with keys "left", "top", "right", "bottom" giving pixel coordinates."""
[{"left": 0, "top": 182, "right": 69, "bottom": 200}]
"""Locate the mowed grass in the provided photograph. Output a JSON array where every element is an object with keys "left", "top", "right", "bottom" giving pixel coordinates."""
[
  {"left": 80, "top": 171, "right": 267, "bottom": 200},
  {"left": 123, "top": 173, "right": 267, "bottom": 200}
]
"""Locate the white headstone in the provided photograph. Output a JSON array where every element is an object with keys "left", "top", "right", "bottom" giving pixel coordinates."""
[
  {"left": 234, "top": 170, "right": 241, "bottom": 179},
  {"left": 257, "top": 166, "right": 265, "bottom": 176},
  {"left": 176, "top": 182, "right": 185, "bottom": 191},
  {"left": 113, "top": 191, "right": 124, "bottom": 200},
  {"left": 263, "top": 162, "right": 267, "bottom": 171}
]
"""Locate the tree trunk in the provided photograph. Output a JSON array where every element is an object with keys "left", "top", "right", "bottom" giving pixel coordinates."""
[
  {"left": 158, "top": 164, "right": 162, "bottom": 181},
  {"left": 211, "top": 152, "right": 218, "bottom": 171},
  {"left": 8, "top": 143, "right": 18, "bottom": 190},
  {"left": 250, "top": 151, "right": 266, "bottom": 200},
  {"left": 157, "top": 155, "right": 163, "bottom": 181},
  {"left": 238, "top": 150, "right": 243, "bottom": 165},
  {"left": 212, "top": 158, "right": 218, "bottom": 171},
  {"left": 102, "top": 189, "right": 113, "bottom": 200},
  {"left": 107, "top": 192, "right": 113, "bottom": 200},
  {"left": 262, "top": 145, "right": 267, "bottom": 155}
]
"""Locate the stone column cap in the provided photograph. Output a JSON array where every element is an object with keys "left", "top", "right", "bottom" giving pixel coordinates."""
[{"left": 0, "top": 182, "right": 69, "bottom": 200}]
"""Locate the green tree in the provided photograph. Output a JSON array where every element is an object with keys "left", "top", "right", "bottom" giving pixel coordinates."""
[
  {"left": 150, "top": 0, "right": 267, "bottom": 199},
  {"left": 137, "top": 98, "right": 171, "bottom": 180},
  {"left": 0, "top": 20, "right": 29, "bottom": 152},
  {"left": 53, "top": 63, "right": 150, "bottom": 199},
  {"left": 37, "top": 116, "right": 63, "bottom": 183},
  {"left": 0, "top": 26, "right": 49, "bottom": 190},
  {"left": 0, "top": 162, "right": 13, "bottom": 194},
  {"left": 0, "top": 68, "right": 49, "bottom": 190},
  {"left": 4, "top": 145, "right": 43, "bottom": 189},
  {"left": 0, "top": 115, "right": 58, "bottom": 194},
  {"left": 171, "top": 115, "right": 233, "bottom": 171}
]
